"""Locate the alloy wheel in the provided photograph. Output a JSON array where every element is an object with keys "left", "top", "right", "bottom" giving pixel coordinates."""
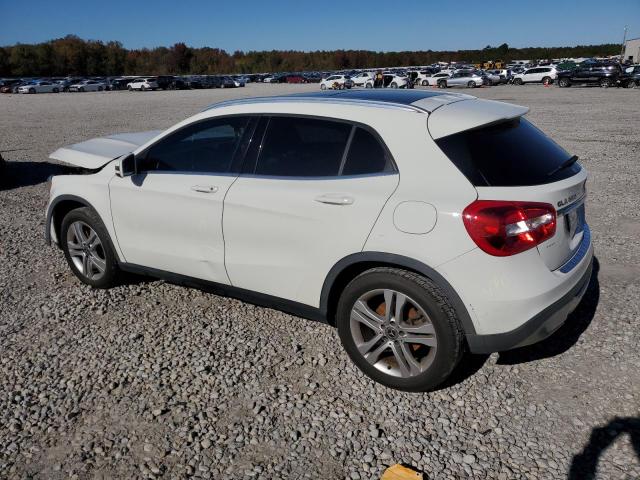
[
  {"left": 349, "top": 289, "right": 437, "bottom": 378},
  {"left": 66, "top": 221, "right": 106, "bottom": 280}
]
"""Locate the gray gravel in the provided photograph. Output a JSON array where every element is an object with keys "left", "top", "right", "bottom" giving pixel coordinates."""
[{"left": 1, "top": 84, "right": 639, "bottom": 479}]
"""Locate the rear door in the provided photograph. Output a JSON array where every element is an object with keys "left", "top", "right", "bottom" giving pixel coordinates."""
[
  {"left": 223, "top": 116, "right": 399, "bottom": 307},
  {"left": 434, "top": 116, "right": 587, "bottom": 271},
  {"left": 109, "top": 116, "right": 254, "bottom": 283}
]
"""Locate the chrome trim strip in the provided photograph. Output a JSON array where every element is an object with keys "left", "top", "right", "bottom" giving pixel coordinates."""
[{"left": 559, "top": 224, "right": 591, "bottom": 274}]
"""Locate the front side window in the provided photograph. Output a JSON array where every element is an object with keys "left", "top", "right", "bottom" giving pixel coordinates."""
[
  {"left": 141, "top": 117, "right": 250, "bottom": 174},
  {"left": 255, "top": 117, "right": 351, "bottom": 177}
]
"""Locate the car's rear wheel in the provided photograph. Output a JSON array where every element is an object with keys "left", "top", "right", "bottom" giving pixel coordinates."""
[
  {"left": 422, "top": 80, "right": 428, "bottom": 86},
  {"left": 79, "top": 87, "right": 85, "bottom": 92},
  {"left": 390, "top": 82, "right": 398, "bottom": 88},
  {"left": 599, "top": 78, "right": 611, "bottom": 88},
  {"left": 542, "top": 76, "right": 552, "bottom": 85},
  {"left": 29, "top": 88, "right": 36, "bottom": 94},
  {"left": 61, "top": 207, "right": 120, "bottom": 289},
  {"left": 128, "top": 85, "right": 133, "bottom": 91},
  {"left": 365, "top": 82, "right": 373, "bottom": 88},
  {"left": 558, "top": 77, "right": 570, "bottom": 87},
  {"left": 336, "top": 268, "right": 464, "bottom": 392},
  {"left": 437, "top": 80, "right": 447, "bottom": 89},
  {"left": 320, "top": 84, "right": 327, "bottom": 90},
  {"left": 467, "top": 81, "right": 476, "bottom": 88}
]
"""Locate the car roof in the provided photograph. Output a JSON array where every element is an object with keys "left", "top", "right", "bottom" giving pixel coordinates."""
[{"left": 206, "top": 89, "right": 475, "bottom": 113}]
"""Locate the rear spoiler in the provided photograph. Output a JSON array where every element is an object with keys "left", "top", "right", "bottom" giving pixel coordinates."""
[
  {"left": 49, "top": 130, "right": 162, "bottom": 169},
  {"left": 428, "top": 99, "right": 529, "bottom": 139}
]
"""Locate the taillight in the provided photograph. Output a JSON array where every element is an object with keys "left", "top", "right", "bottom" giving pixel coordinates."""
[{"left": 463, "top": 200, "right": 556, "bottom": 257}]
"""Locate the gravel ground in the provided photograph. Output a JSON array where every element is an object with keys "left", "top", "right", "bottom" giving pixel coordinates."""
[{"left": 0, "top": 84, "right": 639, "bottom": 479}]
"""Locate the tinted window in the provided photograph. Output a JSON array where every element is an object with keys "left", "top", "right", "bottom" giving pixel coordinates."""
[
  {"left": 342, "top": 128, "right": 393, "bottom": 176},
  {"left": 142, "top": 117, "right": 250, "bottom": 174},
  {"left": 255, "top": 117, "right": 351, "bottom": 177},
  {"left": 435, "top": 118, "right": 580, "bottom": 187}
]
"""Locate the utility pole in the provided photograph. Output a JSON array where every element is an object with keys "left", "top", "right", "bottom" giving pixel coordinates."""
[{"left": 620, "top": 25, "right": 628, "bottom": 62}]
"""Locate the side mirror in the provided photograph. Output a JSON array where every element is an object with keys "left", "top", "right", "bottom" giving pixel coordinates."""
[{"left": 115, "top": 153, "right": 135, "bottom": 178}]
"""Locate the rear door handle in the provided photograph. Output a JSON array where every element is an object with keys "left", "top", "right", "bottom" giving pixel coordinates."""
[
  {"left": 314, "top": 194, "right": 354, "bottom": 206},
  {"left": 191, "top": 185, "right": 218, "bottom": 193}
]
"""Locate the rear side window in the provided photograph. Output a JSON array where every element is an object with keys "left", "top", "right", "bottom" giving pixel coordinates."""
[
  {"left": 255, "top": 117, "right": 351, "bottom": 177},
  {"left": 435, "top": 117, "right": 580, "bottom": 187},
  {"left": 342, "top": 128, "right": 393, "bottom": 176}
]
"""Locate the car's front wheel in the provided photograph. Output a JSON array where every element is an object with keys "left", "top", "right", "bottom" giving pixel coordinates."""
[
  {"left": 336, "top": 268, "right": 464, "bottom": 392},
  {"left": 599, "top": 78, "right": 612, "bottom": 88},
  {"left": 558, "top": 77, "right": 571, "bottom": 87},
  {"left": 422, "top": 80, "right": 429, "bottom": 86},
  {"left": 61, "top": 207, "right": 120, "bottom": 288},
  {"left": 320, "top": 84, "right": 327, "bottom": 90},
  {"left": 514, "top": 78, "right": 523, "bottom": 85}
]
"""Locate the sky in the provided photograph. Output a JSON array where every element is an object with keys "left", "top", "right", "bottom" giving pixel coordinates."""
[{"left": 1, "top": 0, "right": 638, "bottom": 52}]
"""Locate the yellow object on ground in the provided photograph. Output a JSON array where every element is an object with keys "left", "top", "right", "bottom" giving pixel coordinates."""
[{"left": 380, "top": 464, "right": 423, "bottom": 480}]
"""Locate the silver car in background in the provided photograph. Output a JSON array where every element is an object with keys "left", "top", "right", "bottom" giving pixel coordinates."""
[{"left": 438, "top": 70, "right": 484, "bottom": 89}]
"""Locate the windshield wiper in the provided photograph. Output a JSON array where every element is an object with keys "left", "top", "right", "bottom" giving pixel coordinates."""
[{"left": 547, "top": 155, "right": 579, "bottom": 177}]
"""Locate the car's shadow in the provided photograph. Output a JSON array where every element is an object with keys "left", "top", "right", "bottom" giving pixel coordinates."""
[
  {"left": 0, "top": 158, "right": 69, "bottom": 190},
  {"left": 439, "top": 257, "right": 600, "bottom": 389}
]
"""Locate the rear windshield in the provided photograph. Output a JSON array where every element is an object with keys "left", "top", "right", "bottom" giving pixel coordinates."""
[{"left": 435, "top": 117, "right": 581, "bottom": 187}]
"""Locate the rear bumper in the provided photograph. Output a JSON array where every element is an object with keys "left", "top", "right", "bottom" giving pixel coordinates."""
[{"left": 466, "top": 256, "right": 593, "bottom": 353}]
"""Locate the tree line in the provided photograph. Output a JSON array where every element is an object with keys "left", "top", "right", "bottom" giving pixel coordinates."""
[{"left": 0, "top": 35, "right": 621, "bottom": 77}]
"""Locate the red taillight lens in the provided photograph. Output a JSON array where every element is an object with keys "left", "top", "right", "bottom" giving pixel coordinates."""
[{"left": 463, "top": 200, "right": 556, "bottom": 257}]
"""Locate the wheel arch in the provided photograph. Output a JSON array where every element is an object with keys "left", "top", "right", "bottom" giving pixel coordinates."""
[
  {"left": 46, "top": 195, "right": 100, "bottom": 248},
  {"left": 320, "top": 252, "right": 476, "bottom": 336}
]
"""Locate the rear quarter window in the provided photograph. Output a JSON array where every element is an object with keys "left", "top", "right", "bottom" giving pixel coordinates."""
[{"left": 435, "top": 118, "right": 581, "bottom": 187}]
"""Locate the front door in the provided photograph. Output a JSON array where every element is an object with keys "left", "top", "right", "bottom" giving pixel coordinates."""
[
  {"left": 223, "top": 116, "right": 399, "bottom": 307},
  {"left": 109, "top": 116, "right": 253, "bottom": 283}
]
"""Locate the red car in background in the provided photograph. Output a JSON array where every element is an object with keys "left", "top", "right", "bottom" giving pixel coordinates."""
[{"left": 286, "top": 75, "right": 308, "bottom": 84}]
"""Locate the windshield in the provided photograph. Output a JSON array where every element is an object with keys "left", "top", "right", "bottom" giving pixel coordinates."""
[{"left": 435, "top": 118, "right": 581, "bottom": 187}]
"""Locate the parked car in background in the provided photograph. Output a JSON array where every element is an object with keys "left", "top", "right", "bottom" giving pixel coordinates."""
[
  {"left": 320, "top": 75, "right": 353, "bottom": 90},
  {"left": 69, "top": 80, "right": 106, "bottom": 92},
  {"left": 439, "top": 71, "right": 484, "bottom": 88},
  {"left": 0, "top": 79, "right": 23, "bottom": 93},
  {"left": 351, "top": 71, "right": 374, "bottom": 87},
  {"left": 127, "top": 78, "right": 159, "bottom": 91},
  {"left": 381, "top": 73, "right": 409, "bottom": 88},
  {"left": 220, "top": 76, "right": 237, "bottom": 88},
  {"left": 620, "top": 65, "right": 640, "bottom": 88},
  {"left": 557, "top": 63, "right": 622, "bottom": 88},
  {"left": 481, "top": 70, "right": 501, "bottom": 86},
  {"left": 285, "top": 75, "right": 308, "bottom": 84},
  {"left": 512, "top": 67, "right": 557, "bottom": 85},
  {"left": 426, "top": 72, "right": 451, "bottom": 87},
  {"left": 18, "top": 80, "right": 62, "bottom": 94},
  {"left": 46, "top": 89, "right": 592, "bottom": 392},
  {"left": 233, "top": 76, "right": 248, "bottom": 87}
]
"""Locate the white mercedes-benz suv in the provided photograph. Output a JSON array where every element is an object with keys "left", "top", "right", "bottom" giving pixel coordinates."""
[{"left": 46, "top": 90, "right": 593, "bottom": 391}]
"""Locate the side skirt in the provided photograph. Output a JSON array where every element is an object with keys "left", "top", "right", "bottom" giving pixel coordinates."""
[{"left": 119, "top": 263, "right": 328, "bottom": 324}]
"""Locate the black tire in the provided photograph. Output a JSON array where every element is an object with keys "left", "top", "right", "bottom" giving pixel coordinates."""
[
  {"left": 467, "top": 81, "right": 476, "bottom": 88},
  {"left": 437, "top": 80, "right": 447, "bottom": 89},
  {"left": 29, "top": 88, "right": 36, "bottom": 94},
  {"left": 98, "top": 86, "right": 103, "bottom": 91},
  {"left": 128, "top": 85, "right": 133, "bottom": 91},
  {"left": 599, "top": 78, "right": 611, "bottom": 88},
  {"left": 320, "top": 83, "right": 327, "bottom": 90},
  {"left": 390, "top": 82, "right": 398, "bottom": 88},
  {"left": 542, "top": 76, "right": 552, "bottom": 86},
  {"left": 365, "top": 82, "right": 373, "bottom": 88},
  {"left": 558, "top": 77, "right": 571, "bottom": 87},
  {"left": 514, "top": 78, "right": 523, "bottom": 85},
  {"left": 61, "top": 207, "right": 120, "bottom": 289},
  {"left": 53, "top": 87, "right": 59, "bottom": 93},
  {"left": 79, "top": 87, "right": 85, "bottom": 92},
  {"left": 421, "top": 80, "right": 428, "bottom": 86},
  {"left": 336, "top": 267, "right": 464, "bottom": 392}
]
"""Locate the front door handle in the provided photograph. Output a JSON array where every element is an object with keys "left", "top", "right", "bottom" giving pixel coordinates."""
[
  {"left": 314, "top": 194, "right": 354, "bottom": 206},
  {"left": 191, "top": 185, "right": 218, "bottom": 194}
]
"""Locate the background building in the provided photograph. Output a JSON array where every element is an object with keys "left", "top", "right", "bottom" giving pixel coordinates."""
[{"left": 623, "top": 38, "right": 640, "bottom": 63}]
